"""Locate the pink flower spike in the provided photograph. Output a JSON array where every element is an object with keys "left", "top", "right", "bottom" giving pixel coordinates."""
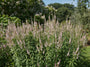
[
  {"left": 3, "top": 45, "right": 6, "bottom": 48},
  {"left": 69, "top": 38, "right": 71, "bottom": 44},
  {"left": 27, "top": 50, "right": 30, "bottom": 55}
]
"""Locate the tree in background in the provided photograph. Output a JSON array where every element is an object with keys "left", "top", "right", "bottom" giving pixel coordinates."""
[
  {"left": 0, "top": 0, "right": 44, "bottom": 22},
  {"left": 77, "top": 0, "right": 90, "bottom": 29},
  {"left": 48, "top": 3, "right": 63, "bottom": 9},
  {"left": 71, "top": 0, "right": 90, "bottom": 32},
  {"left": 48, "top": 3, "right": 75, "bottom": 22},
  {"left": 63, "top": 3, "right": 75, "bottom": 11},
  {"left": 48, "top": 3, "right": 75, "bottom": 10},
  {"left": 43, "top": 6, "right": 56, "bottom": 20},
  {"left": 56, "top": 7, "right": 72, "bottom": 22},
  {"left": 77, "top": 0, "right": 89, "bottom": 15}
]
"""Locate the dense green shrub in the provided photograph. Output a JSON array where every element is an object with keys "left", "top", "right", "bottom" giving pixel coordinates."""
[
  {"left": 43, "top": 6, "right": 56, "bottom": 21},
  {"left": 48, "top": 3, "right": 74, "bottom": 22},
  {"left": 0, "top": 46, "right": 14, "bottom": 67},
  {"left": 48, "top": 3, "right": 74, "bottom": 10},
  {"left": 0, "top": 0, "right": 44, "bottom": 22},
  {"left": 0, "top": 28, "right": 14, "bottom": 67},
  {"left": 71, "top": 9, "right": 90, "bottom": 32},
  {"left": 48, "top": 3, "right": 63, "bottom": 9},
  {"left": 56, "top": 7, "right": 72, "bottom": 22},
  {"left": 35, "top": 14, "right": 44, "bottom": 25},
  {"left": 0, "top": 15, "right": 21, "bottom": 28},
  {"left": 5, "top": 18, "right": 87, "bottom": 67},
  {"left": 82, "top": 11, "right": 90, "bottom": 31}
]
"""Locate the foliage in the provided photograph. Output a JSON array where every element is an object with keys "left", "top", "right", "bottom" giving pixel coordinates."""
[
  {"left": 81, "top": 11, "right": 90, "bottom": 31},
  {"left": 0, "top": 28, "right": 14, "bottom": 67},
  {"left": 0, "top": 15, "right": 21, "bottom": 28},
  {"left": 63, "top": 3, "right": 75, "bottom": 11},
  {"left": 0, "top": 46, "right": 14, "bottom": 67},
  {"left": 35, "top": 14, "right": 45, "bottom": 25},
  {"left": 48, "top": 3, "right": 63, "bottom": 9},
  {"left": 48, "top": 3, "right": 74, "bottom": 10},
  {"left": 42, "top": 6, "right": 56, "bottom": 21},
  {"left": 77, "top": 0, "right": 89, "bottom": 15},
  {"left": 0, "top": 0, "right": 44, "bottom": 21},
  {"left": 0, "top": 0, "right": 89, "bottom": 67},
  {"left": 56, "top": 7, "right": 72, "bottom": 22},
  {"left": 48, "top": 3, "right": 75, "bottom": 22},
  {"left": 75, "top": 46, "right": 90, "bottom": 67},
  {"left": 5, "top": 17, "right": 87, "bottom": 67},
  {"left": 71, "top": 9, "right": 90, "bottom": 32}
]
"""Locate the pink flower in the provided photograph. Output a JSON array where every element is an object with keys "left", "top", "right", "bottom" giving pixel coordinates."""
[
  {"left": 27, "top": 50, "right": 30, "bottom": 55},
  {"left": 69, "top": 38, "right": 71, "bottom": 44},
  {"left": 3, "top": 45, "right": 6, "bottom": 48},
  {"left": 0, "top": 47, "right": 2, "bottom": 49}
]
